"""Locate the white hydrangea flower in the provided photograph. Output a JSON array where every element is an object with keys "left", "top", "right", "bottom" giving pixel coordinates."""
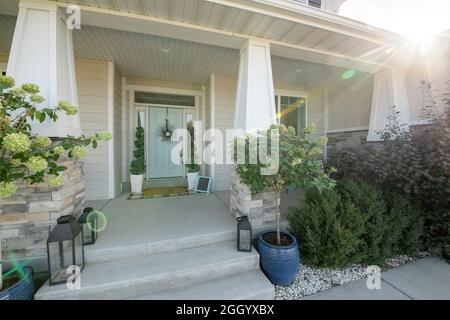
[
  {"left": 47, "top": 175, "right": 64, "bottom": 188},
  {"left": 95, "top": 131, "right": 112, "bottom": 141},
  {"left": 58, "top": 101, "right": 78, "bottom": 115},
  {"left": 26, "top": 156, "right": 48, "bottom": 173},
  {"left": 0, "top": 181, "right": 17, "bottom": 198},
  {"left": 3, "top": 133, "right": 31, "bottom": 153},
  {"left": 72, "top": 145, "right": 87, "bottom": 159},
  {"left": 34, "top": 136, "right": 52, "bottom": 148},
  {"left": 53, "top": 145, "right": 65, "bottom": 155}
]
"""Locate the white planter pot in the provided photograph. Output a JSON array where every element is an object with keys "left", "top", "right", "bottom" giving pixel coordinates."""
[
  {"left": 130, "top": 174, "right": 144, "bottom": 193},
  {"left": 187, "top": 172, "right": 199, "bottom": 190}
]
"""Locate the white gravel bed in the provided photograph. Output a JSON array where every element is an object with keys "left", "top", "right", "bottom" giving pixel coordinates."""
[{"left": 275, "top": 252, "right": 431, "bottom": 300}]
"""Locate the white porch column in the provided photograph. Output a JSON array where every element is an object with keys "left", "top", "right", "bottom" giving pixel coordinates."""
[
  {"left": 7, "top": 0, "right": 81, "bottom": 137},
  {"left": 234, "top": 39, "right": 276, "bottom": 133},
  {"left": 367, "top": 68, "right": 410, "bottom": 141},
  {"left": 231, "top": 39, "right": 277, "bottom": 227}
]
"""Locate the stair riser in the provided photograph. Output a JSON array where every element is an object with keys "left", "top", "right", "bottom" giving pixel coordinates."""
[
  {"left": 35, "top": 256, "right": 259, "bottom": 300},
  {"left": 86, "top": 231, "right": 236, "bottom": 264}
]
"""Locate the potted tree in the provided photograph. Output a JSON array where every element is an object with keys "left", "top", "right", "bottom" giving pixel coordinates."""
[
  {"left": 185, "top": 121, "right": 200, "bottom": 190},
  {"left": 234, "top": 124, "right": 335, "bottom": 285},
  {"left": 130, "top": 123, "right": 145, "bottom": 193},
  {"left": 0, "top": 76, "right": 111, "bottom": 299}
]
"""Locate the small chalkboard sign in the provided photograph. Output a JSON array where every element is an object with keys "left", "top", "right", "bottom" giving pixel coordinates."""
[{"left": 194, "top": 176, "right": 212, "bottom": 194}]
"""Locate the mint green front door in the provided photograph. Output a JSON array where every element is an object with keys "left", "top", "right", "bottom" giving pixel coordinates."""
[{"left": 148, "top": 107, "right": 183, "bottom": 178}]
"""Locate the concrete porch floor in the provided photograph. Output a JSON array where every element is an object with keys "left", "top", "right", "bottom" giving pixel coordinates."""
[
  {"left": 84, "top": 193, "right": 237, "bottom": 260},
  {"left": 85, "top": 189, "right": 298, "bottom": 254}
]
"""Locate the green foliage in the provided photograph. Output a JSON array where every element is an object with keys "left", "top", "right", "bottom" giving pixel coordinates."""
[
  {"left": 288, "top": 179, "right": 424, "bottom": 268},
  {"left": 386, "top": 193, "right": 424, "bottom": 256},
  {"left": 0, "top": 76, "right": 111, "bottom": 198},
  {"left": 185, "top": 121, "right": 200, "bottom": 173},
  {"left": 338, "top": 179, "right": 388, "bottom": 265},
  {"left": 130, "top": 125, "right": 145, "bottom": 175},
  {"left": 235, "top": 124, "right": 335, "bottom": 245},
  {"left": 328, "top": 81, "right": 449, "bottom": 260},
  {"left": 288, "top": 187, "right": 365, "bottom": 268},
  {"left": 235, "top": 124, "right": 334, "bottom": 194}
]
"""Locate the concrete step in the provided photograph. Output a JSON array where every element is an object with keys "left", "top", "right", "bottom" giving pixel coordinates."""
[
  {"left": 35, "top": 241, "right": 260, "bottom": 300},
  {"left": 130, "top": 270, "right": 274, "bottom": 300},
  {"left": 85, "top": 230, "right": 236, "bottom": 263}
]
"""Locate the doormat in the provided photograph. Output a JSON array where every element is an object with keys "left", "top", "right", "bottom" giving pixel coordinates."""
[{"left": 128, "top": 186, "right": 189, "bottom": 200}]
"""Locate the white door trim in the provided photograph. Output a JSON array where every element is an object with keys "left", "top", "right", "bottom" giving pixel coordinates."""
[
  {"left": 121, "top": 76, "right": 127, "bottom": 184},
  {"left": 126, "top": 84, "right": 202, "bottom": 97},
  {"left": 130, "top": 87, "right": 201, "bottom": 181}
]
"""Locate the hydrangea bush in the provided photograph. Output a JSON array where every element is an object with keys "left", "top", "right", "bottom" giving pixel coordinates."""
[{"left": 0, "top": 76, "right": 112, "bottom": 198}]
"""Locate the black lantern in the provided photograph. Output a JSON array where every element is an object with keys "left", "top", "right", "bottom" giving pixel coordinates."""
[
  {"left": 237, "top": 216, "right": 252, "bottom": 252},
  {"left": 47, "top": 215, "right": 85, "bottom": 286},
  {"left": 77, "top": 207, "right": 98, "bottom": 245}
]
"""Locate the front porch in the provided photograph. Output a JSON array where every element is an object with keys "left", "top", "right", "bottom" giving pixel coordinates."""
[
  {"left": 35, "top": 193, "right": 278, "bottom": 300},
  {"left": 0, "top": 0, "right": 425, "bottom": 301}
]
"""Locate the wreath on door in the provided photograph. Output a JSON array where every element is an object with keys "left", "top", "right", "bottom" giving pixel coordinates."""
[{"left": 160, "top": 108, "right": 174, "bottom": 141}]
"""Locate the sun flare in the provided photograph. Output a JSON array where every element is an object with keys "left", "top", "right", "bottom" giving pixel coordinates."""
[{"left": 341, "top": 0, "right": 450, "bottom": 41}]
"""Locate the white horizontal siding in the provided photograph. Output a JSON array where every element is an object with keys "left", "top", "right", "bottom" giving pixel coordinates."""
[
  {"left": 326, "top": 74, "right": 373, "bottom": 132},
  {"left": 213, "top": 74, "right": 236, "bottom": 191},
  {"left": 76, "top": 59, "right": 110, "bottom": 200}
]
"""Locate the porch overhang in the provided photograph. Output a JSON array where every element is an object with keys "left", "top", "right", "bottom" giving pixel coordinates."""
[
  {"left": 0, "top": 0, "right": 412, "bottom": 73},
  {"left": 65, "top": 0, "right": 407, "bottom": 73}
]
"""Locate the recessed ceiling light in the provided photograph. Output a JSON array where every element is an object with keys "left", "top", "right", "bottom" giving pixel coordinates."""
[
  {"left": 160, "top": 46, "right": 170, "bottom": 53},
  {"left": 295, "top": 68, "right": 303, "bottom": 73}
]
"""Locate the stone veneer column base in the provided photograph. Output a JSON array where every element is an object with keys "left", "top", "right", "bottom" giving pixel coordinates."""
[
  {"left": 230, "top": 167, "right": 277, "bottom": 228},
  {"left": 0, "top": 158, "right": 85, "bottom": 270}
]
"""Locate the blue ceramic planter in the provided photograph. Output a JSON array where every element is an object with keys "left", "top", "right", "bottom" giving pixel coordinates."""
[
  {"left": 258, "top": 232, "right": 300, "bottom": 285},
  {"left": 0, "top": 267, "right": 34, "bottom": 300}
]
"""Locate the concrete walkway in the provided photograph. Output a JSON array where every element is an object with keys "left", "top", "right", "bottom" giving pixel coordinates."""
[{"left": 303, "top": 257, "right": 450, "bottom": 300}]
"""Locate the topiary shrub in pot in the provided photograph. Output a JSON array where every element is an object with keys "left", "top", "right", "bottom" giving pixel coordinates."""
[
  {"left": 185, "top": 121, "right": 200, "bottom": 190},
  {"left": 130, "top": 122, "right": 145, "bottom": 193},
  {"left": 234, "top": 124, "right": 335, "bottom": 285}
]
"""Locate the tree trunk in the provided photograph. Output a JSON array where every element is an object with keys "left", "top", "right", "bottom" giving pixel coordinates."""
[{"left": 275, "top": 189, "right": 281, "bottom": 245}]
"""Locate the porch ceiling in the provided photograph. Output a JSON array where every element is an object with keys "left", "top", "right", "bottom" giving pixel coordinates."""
[
  {"left": 74, "top": 25, "right": 239, "bottom": 84},
  {"left": 72, "top": 24, "right": 344, "bottom": 87},
  {"left": 0, "top": 13, "right": 15, "bottom": 56}
]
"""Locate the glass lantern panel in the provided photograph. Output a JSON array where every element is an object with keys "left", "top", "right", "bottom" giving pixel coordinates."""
[
  {"left": 91, "top": 216, "right": 98, "bottom": 242},
  {"left": 74, "top": 233, "right": 84, "bottom": 269},
  {"left": 239, "top": 230, "right": 252, "bottom": 251},
  {"left": 82, "top": 223, "right": 92, "bottom": 244},
  {"left": 48, "top": 240, "right": 73, "bottom": 283}
]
